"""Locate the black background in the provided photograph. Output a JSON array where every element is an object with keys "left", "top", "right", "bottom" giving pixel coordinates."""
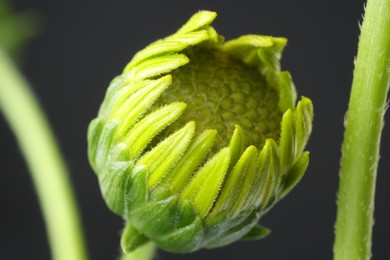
[{"left": 1, "top": 0, "right": 389, "bottom": 259}]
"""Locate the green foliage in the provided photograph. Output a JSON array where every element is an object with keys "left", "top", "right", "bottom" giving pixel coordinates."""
[{"left": 0, "top": 0, "right": 40, "bottom": 58}]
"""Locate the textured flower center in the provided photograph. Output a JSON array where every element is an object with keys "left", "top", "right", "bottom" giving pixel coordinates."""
[{"left": 154, "top": 47, "right": 283, "bottom": 149}]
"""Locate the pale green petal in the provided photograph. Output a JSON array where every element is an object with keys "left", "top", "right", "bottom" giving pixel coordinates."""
[
  {"left": 228, "top": 124, "right": 245, "bottom": 169},
  {"left": 136, "top": 121, "right": 196, "bottom": 188},
  {"left": 294, "top": 97, "right": 313, "bottom": 154},
  {"left": 131, "top": 54, "right": 189, "bottom": 80},
  {"left": 180, "top": 147, "right": 231, "bottom": 218},
  {"left": 176, "top": 10, "right": 217, "bottom": 34},
  {"left": 277, "top": 71, "right": 297, "bottom": 111},
  {"left": 212, "top": 145, "right": 258, "bottom": 217},
  {"left": 169, "top": 129, "right": 217, "bottom": 193},
  {"left": 112, "top": 75, "right": 172, "bottom": 138},
  {"left": 279, "top": 109, "right": 296, "bottom": 175},
  {"left": 280, "top": 151, "right": 310, "bottom": 198},
  {"left": 124, "top": 102, "right": 187, "bottom": 159},
  {"left": 251, "top": 139, "right": 281, "bottom": 210}
]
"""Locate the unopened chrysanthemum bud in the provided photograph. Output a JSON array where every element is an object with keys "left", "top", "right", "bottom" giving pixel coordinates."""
[{"left": 88, "top": 10, "right": 313, "bottom": 254}]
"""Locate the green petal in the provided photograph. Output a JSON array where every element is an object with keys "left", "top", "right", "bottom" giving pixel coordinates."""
[
  {"left": 176, "top": 10, "right": 217, "bottom": 34},
  {"left": 180, "top": 147, "right": 231, "bottom": 218},
  {"left": 131, "top": 54, "right": 189, "bottom": 80},
  {"left": 294, "top": 97, "right": 313, "bottom": 154},
  {"left": 136, "top": 121, "right": 196, "bottom": 188},
  {"left": 165, "top": 30, "right": 210, "bottom": 45},
  {"left": 280, "top": 151, "right": 310, "bottom": 198},
  {"left": 222, "top": 35, "right": 275, "bottom": 67},
  {"left": 212, "top": 145, "right": 258, "bottom": 217},
  {"left": 100, "top": 79, "right": 152, "bottom": 118},
  {"left": 228, "top": 124, "right": 245, "bottom": 169},
  {"left": 279, "top": 109, "right": 296, "bottom": 175},
  {"left": 256, "top": 37, "right": 287, "bottom": 72},
  {"left": 112, "top": 75, "right": 172, "bottom": 138},
  {"left": 126, "top": 41, "right": 189, "bottom": 70},
  {"left": 277, "top": 71, "right": 297, "bottom": 111},
  {"left": 168, "top": 129, "right": 217, "bottom": 194},
  {"left": 123, "top": 102, "right": 187, "bottom": 159},
  {"left": 251, "top": 139, "right": 281, "bottom": 210}
]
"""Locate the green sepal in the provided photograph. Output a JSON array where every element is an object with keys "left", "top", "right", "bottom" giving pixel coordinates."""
[
  {"left": 176, "top": 199, "right": 199, "bottom": 228},
  {"left": 240, "top": 224, "right": 271, "bottom": 240},
  {"left": 136, "top": 121, "right": 196, "bottom": 188},
  {"left": 155, "top": 215, "right": 203, "bottom": 253},
  {"left": 180, "top": 147, "right": 231, "bottom": 218},
  {"left": 99, "top": 160, "right": 133, "bottom": 215},
  {"left": 124, "top": 102, "right": 187, "bottom": 159},
  {"left": 87, "top": 117, "right": 105, "bottom": 172},
  {"left": 92, "top": 121, "right": 118, "bottom": 172},
  {"left": 125, "top": 167, "right": 148, "bottom": 213},
  {"left": 96, "top": 76, "right": 123, "bottom": 117},
  {"left": 205, "top": 211, "right": 259, "bottom": 249},
  {"left": 128, "top": 196, "right": 178, "bottom": 238},
  {"left": 121, "top": 222, "right": 149, "bottom": 253},
  {"left": 280, "top": 151, "right": 310, "bottom": 198}
]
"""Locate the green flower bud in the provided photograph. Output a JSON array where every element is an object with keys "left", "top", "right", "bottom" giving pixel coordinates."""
[{"left": 88, "top": 10, "right": 313, "bottom": 254}]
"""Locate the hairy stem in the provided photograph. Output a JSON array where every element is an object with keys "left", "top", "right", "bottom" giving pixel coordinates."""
[
  {"left": 120, "top": 243, "right": 156, "bottom": 260},
  {"left": 334, "top": 0, "right": 390, "bottom": 259},
  {"left": 0, "top": 47, "right": 88, "bottom": 260}
]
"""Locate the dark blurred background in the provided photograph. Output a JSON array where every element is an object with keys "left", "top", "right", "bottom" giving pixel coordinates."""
[{"left": 1, "top": 0, "right": 389, "bottom": 259}]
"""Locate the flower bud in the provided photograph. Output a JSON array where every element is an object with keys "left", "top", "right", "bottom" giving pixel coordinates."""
[{"left": 88, "top": 10, "right": 313, "bottom": 253}]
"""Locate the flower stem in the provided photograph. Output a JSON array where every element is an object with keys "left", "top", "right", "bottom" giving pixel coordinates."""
[
  {"left": 120, "top": 243, "right": 156, "bottom": 260},
  {"left": 0, "top": 47, "right": 88, "bottom": 260},
  {"left": 334, "top": 0, "right": 390, "bottom": 259}
]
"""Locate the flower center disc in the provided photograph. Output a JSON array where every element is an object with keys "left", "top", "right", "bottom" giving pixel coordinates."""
[{"left": 155, "top": 47, "right": 282, "bottom": 149}]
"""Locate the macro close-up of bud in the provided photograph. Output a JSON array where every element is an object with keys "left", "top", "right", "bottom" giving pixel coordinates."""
[{"left": 87, "top": 10, "right": 313, "bottom": 254}]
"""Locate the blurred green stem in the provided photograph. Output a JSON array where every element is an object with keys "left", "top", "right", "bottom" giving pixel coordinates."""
[
  {"left": 0, "top": 47, "right": 88, "bottom": 260},
  {"left": 334, "top": 0, "right": 390, "bottom": 259},
  {"left": 120, "top": 243, "right": 156, "bottom": 260}
]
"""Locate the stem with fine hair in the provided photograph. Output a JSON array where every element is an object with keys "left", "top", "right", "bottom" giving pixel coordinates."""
[
  {"left": 334, "top": 0, "right": 390, "bottom": 259},
  {"left": 0, "top": 47, "right": 88, "bottom": 260}
]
